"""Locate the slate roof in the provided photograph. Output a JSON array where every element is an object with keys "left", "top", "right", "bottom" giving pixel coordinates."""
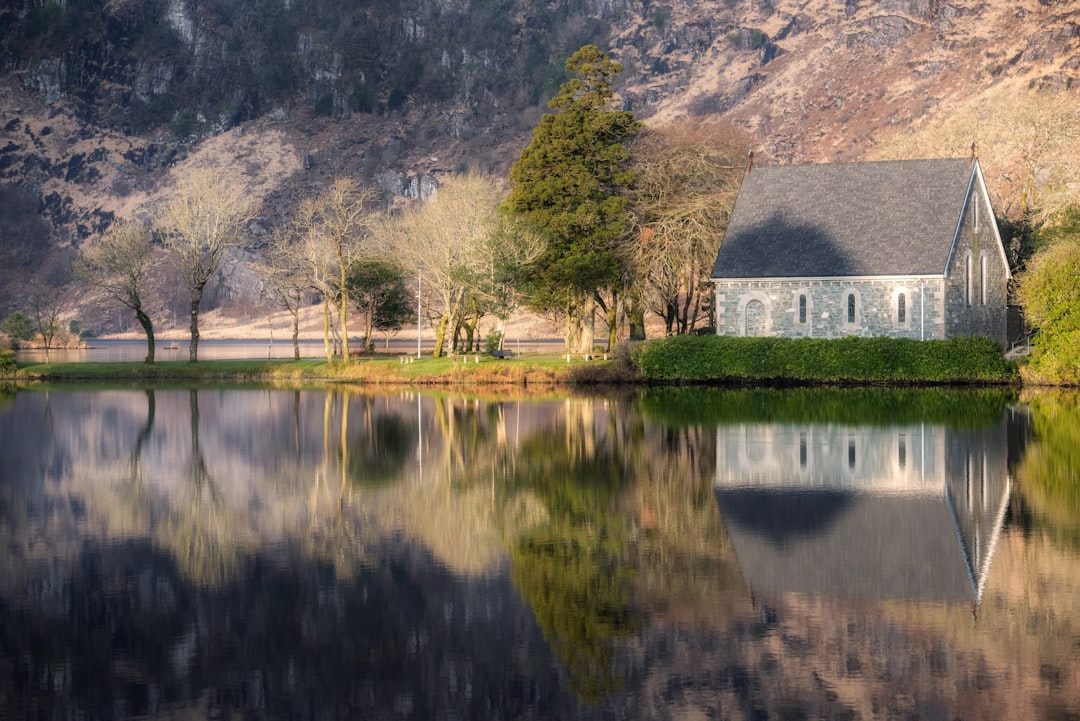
[
  {"left": 711, "top": 158, "right": 976, "bottom": 279},
  {"left": 714, "top": 489, "right": 978, "bottom": 603}
]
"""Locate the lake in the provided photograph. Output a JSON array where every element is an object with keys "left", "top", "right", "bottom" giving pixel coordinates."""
[
  {"left": 1, "top": 385, "right": 1078, "bottom": 720},
  {"left": 14, "top": 337, "right": 566, "bottom": 363}
]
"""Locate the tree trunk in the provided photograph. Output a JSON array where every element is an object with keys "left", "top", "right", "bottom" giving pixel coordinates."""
[
  {"left": 188, "top": 287, "right": 203, "bottom": 363},
  {"left": 433, "top": 312, "right": 450, "bottom": 358},
  {"left": 322, "top": 298, "right": 333, "bottom": 363},
  {"left": 338, "top": 290, "right": 351, "bottom": 363},
  {"left": 627, "top": 299, "right": 646, "bottom": 341},
  {"left": 567, "top": 302, "right": 594, "bottom": 355},
  {"left": 136, "top": 308, "right": 155, "bottom": 364},
  {"left": 679, "top": 283, "right": 696, "bottom": 334},
  {"left": 450, "top": 319, "right": 459, "bottom": 354},
  {"left": 664, "top": 300, "right": 677, "bottom": 335},
  {"left": 606, "top": 302, "right": 617, "bottom": 351},
  {"left": 290, "top": 307, "right": 300, "bottom": 360},
  {"left": 465, "top": 313, "right": 479, "bottom": 353}
]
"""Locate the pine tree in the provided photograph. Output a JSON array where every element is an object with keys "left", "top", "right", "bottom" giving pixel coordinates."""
[{"left": 506, "top": 45, "right": 641, "bottom": 352}]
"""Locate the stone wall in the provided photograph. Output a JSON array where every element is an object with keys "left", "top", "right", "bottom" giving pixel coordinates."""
[{"left": 714, "top": 277, "right": 947, "bottom": 340}]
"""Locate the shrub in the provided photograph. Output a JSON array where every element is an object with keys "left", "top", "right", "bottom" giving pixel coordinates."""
[
  {"left": 484, "top": 329, "right": 504, "bottom": 355},
  {"left": 2, "top": 312, "right": 33, "bottom": 342},
  {"left": 636, "top": 335, "right": 1017, "bottom": 384},
  {"left": 1020, "top": 330, "right": 1080, "bottom": 386},
  {"left": 0, "top": 348, "right": 15, "bottom": 377}
]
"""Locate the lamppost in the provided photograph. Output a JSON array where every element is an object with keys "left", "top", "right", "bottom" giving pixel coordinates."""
[{"left": 416, "top": 268, "right": 422, "bottom": 359}]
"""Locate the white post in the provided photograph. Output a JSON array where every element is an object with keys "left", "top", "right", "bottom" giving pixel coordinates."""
[
  {"left": 920, "top": 280, "right": 925, "bottom": 341},
  {"left": 417, "top": 270, "right": 422, "bottom": 359}
]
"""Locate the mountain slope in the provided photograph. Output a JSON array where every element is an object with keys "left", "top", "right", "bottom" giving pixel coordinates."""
[{"left": 0, "top": 0, "right": 1077, "bottom": 317}]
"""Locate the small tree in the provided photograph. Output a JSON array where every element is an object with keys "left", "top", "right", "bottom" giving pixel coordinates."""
[
  {"left": 289, "top": 177, "right": 378, "bottom": 363},
  {"left": 157, "top": 167, "right": 256, "bottom": 362},
  {"left": 347, "top": 258, "right": 412, "bottom": 351},
  {"left": 26, "top": 290, "right": 65, "bottom": 364},
  {"left": 378, "top": 172, "right": 504, "bottom": 357},
  {"left": 1014, "top": 206, "right": 1080, "bottom": 384},
  {"left": 264, "top": 226, "right": 309, "bottom": 361},
  {"left": 1, "top": 312, "right": 33, "bottom": 343},
  {"left": 74, "top": 219, "right": 158, "bottom": 363}
]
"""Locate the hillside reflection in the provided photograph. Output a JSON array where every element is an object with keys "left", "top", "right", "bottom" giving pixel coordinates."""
[{"left": 0, "top": 386, "right": 1078, "bottom": 719}]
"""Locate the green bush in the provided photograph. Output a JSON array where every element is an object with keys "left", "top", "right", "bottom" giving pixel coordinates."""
[
  {"left": 484, "top": 329, "right": 504, "bottom": 355},
  {"left": 0, "top": 348, "right": 16, "bottom": 377},
  {"left": 2, "top": 312, "right": 33, "bottom": 342},
  {"left": 1021, "top": 330, "right": 1080, "bottom": 386},
  {"left": 636, "top": 335, "right": 1017, "bottom": 384}
]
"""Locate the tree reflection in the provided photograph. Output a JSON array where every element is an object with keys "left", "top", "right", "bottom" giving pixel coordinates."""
[
  {"left": 348, "top": 393, "right": 412, "bottom": 487},
  {"left": 507, "top": 400, "right": 638, "bottom": 703},
  {"left": 153, "top": 389, "right": 249, "bottom": 587},
  {"left": 1015, "top": 390, "right": 1080, "bottom": 547}
]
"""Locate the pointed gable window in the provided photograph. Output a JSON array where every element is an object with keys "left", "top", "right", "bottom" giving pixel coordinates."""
[
  {"left": 980, "top": 254, "right": 988, "bottom": 306},
  {"left": 972, "top": 250, "right": 980, "bottom": 306}
]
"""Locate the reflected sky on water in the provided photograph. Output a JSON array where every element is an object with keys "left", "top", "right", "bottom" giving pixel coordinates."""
[{"left": 0, "top": 385, "right": 1078, "bottom": 720}]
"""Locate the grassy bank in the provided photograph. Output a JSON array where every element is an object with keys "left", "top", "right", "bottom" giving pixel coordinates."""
[
  {"left": 8, "top": 354, "right": 592, "bottom": 385},
  {"left": 634, "top": 335, "right": 1019, "bottom": 385},
  {"left": 6, "top": 335, "right": 1022, "bottom": 386}
]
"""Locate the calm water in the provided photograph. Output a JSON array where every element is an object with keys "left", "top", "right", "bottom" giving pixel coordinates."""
[
  {"left": 15, "top": 338, "right": 343, "bottom": 363},
  {"left": 1, "top": 385, "right": 1078, "bottom": 720},
  {"left": 15, "top": 337, "right": 565, "bottom": 363}
]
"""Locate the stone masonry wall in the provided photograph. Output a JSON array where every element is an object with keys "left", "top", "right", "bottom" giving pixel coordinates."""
[
  {"left": 714, "top": 278, "right": 947, "bottom": 340},
  {"left": 943, "top": 183, "right": 1010, "bottom": 347}
]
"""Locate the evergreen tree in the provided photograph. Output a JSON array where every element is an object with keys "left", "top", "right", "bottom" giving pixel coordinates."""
[{"left": 505, "top": 45, "right": 641, "bottom": 352}]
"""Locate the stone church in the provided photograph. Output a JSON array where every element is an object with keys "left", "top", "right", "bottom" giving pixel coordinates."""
[{"left": 710, "top": 157, "right": 1011, "bottom": 346}]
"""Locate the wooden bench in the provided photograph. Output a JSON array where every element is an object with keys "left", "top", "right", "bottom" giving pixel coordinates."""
[{"left": 491, "top": 349, "right": 514, "bottom": 359}]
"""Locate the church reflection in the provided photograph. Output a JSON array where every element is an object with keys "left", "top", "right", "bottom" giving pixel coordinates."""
[{"left": 713, "top": 415, "right": 1013, "bottom": 605}]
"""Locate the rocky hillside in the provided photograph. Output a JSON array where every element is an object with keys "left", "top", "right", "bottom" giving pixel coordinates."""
[{"left": 1, "top": 0, "right": 1077, "bottom": 321}]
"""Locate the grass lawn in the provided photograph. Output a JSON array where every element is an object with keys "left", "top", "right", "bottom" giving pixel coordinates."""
[{"left": 9, "top": 353, "right": 612, "bottom": 385}]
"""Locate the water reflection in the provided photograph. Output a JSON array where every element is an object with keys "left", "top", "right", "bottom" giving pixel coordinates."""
[
  {"left": 0, "top": 386, "right": 1079, "bottom": 720},
  {"left": 714, "top": 419, "right": 1012, "bottom": 605}
]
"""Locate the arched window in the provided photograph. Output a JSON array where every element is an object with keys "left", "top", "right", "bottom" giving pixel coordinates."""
[
  {"left": 847, "top": 293, "right": 856, "bottom": 324},
  {"left": 980, "top": 254, "right": 988, "bottom": 306},
  {"left": 897, "top": 293, "right": 906, "bottom": 324},
  {"left": 965, "top": 252, "right": 973, "bottom": 307},
  {"left": 798, "top": 294, "right": 807, "bottom": 324}
]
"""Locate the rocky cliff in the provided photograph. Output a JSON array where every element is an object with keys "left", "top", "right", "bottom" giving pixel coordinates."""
[{"left": 0, "top": 0, "right": 1077, "bottom": 317}]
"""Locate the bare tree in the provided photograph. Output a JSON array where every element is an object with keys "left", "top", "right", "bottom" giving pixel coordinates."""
[
  {"left": 377, "top": 172, "right": 504, "bottom": 357},
  {"left": 263, "top": 226, "right": 309, "bottom": 361},
  {"left": 26, "top": 288, "right": 65, "bottom": 364},
  {"left": 289, "top": 177, "right": 378, "bottom": 363},
  {"left": 625, "top": 123, "right": 747, "bottom": 336},
  {"left": 74, "top": 219, "right": 158, "bottom": 363},
  {"left": 465, "top": 214, "right": 546, "bottom": 350},
  {"left": 156, "top": 167, "right": 256, "bottom": 362}
]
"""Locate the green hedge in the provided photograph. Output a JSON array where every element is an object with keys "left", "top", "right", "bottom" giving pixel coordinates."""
[
  {"left": 0, "top": 348, "right": 15, "bottom": 377},
  {"left": 635, "top": 335, "right": 1017, "bottom": 384},
  {"left": 639, "top": 386, "right": 1016, "bottom": 428}
]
